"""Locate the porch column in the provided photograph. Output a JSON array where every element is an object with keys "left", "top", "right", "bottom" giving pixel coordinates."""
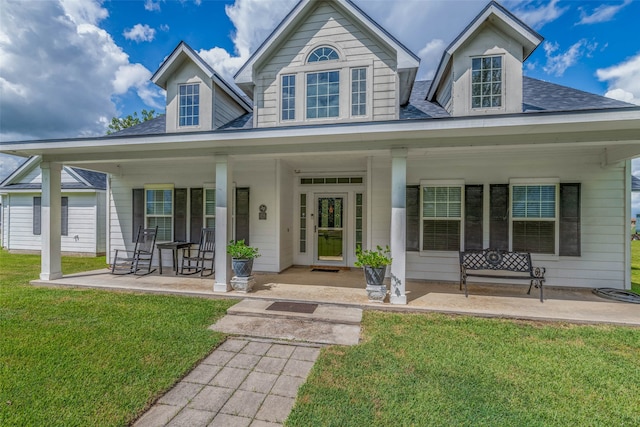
[
  {"left": 390, "top": 149, "right": 407, "bottom": 304},
  {"left": 214, "top": 155, "right": 233, "bottom": 292},
  {"left": 40, "top": 161, "right": 63, "bottom": 280}
]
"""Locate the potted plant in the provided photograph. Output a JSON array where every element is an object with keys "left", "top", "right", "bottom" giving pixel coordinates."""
[
  {"left": 227, "top": 240, "right": 260, "bottom": 278},
  {"left": 355, "top": 245, "right": 392, "bottom": 302}
]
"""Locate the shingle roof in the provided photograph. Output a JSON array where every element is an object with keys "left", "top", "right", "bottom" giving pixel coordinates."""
[
  {"left": 71, "top": 168, "right": 107, "bottom": 190},
  {"left": 103, "top": 77, "right": 636, "bottom": 136}
]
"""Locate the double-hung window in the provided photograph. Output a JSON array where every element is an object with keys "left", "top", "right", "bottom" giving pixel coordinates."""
[
  {"left": 281, "top": 75, "right": 296, "bottom": 121},
  {"left": 471, "top": 56, "right": 502, "bottom": 108},
  {"left": 179, "top": 83, "right": 199, "bottom": 127},
  {"left": 204, "top": 188, "right": 216, "bottom": 229},
  {"left": 511, "top": 183, "right": 557, "bottom": 254},
  {"left": 351, "top": 68, "right": 367, "bottom": 116},
  {"left": 421, "top": 183, "right": 463, "bottom": 251},
  {"left": 145, "top": 185, "right": 173, "bottom": 241}
]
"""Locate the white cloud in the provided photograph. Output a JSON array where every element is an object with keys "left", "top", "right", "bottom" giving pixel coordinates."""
[
  {"left": 577, "top": 0, "right": 632, "bottom": 25},
  {"left": 123, "top": 24, "right": 156, "bottom": 43},
  {"left": 0, "top": 154, "right": 28, "bottom": 183},
  {"left": 597, "top": 53, "right": 640, "bottom": 105},
  {"left": 144, "top": 0, "right": 161, "bottom": 12},
  {"left": 506, "top": 0, "right": 568, "bottom": 30},
  {"left": 417, "top": 39, "right": 446, "bottom": 80},
  {"left": 0, "top": 0, "right": 159, "bottom": 142},
  {"left": 542, "top": 39, "right": 597, "bottom": 77}
]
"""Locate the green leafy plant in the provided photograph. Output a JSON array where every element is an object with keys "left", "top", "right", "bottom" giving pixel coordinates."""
[
  {"left": 354, "top": 245, "right": 392, "bottom": 268},
  {"left": 226, "top": 240, "right": 260, "bottom": 259}
]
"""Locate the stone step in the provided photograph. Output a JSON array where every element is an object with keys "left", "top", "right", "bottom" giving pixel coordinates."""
[{"left": 226, "top": 299, "right": 362, "bottom": 325}]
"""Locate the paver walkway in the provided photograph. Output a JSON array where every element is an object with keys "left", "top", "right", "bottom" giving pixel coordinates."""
[{"left": 133, "top": 337, "right": 322, "bottom": 427}]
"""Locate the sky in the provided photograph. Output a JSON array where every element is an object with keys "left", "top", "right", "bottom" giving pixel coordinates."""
[{"left": 0, "top": 0, "right": 639, "bottom": 215}]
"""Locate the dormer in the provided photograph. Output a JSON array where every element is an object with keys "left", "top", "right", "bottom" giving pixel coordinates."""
[
  {"left": 152, "top": 42, "right": 252, "bottom": 133},
  {"left": 234, "top": 0, "right": 419, "bottom": 128},
  {"left": 428, "top": 1, "right": 542, "bottom": 117}
]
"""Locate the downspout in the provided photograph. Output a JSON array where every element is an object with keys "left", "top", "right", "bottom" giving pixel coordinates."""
[{"left": 625, "top": 160, "right": 632, "bottom": 290}]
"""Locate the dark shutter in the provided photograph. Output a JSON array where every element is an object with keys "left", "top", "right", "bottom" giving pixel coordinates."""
[
  {"left": 559, "top": 183, "right": 581, "bottom": 256},
  {"left": 33, "top": 197, "right": 41, "bottom": 235},
  {"left": 132, "top": 189, "right": 144, "bottom": 242},
  {"left": 406, "top": 186, "right": 419, "bottom": 251},
  {"left": 61, "top": 197, "right": 68, "bottom": 236},
  {"left": 190, "top": 188, "right": 203, "bottom": 244},
  {"left": 489, "top": 184, "right": 509, "bottom": 250},
  {"left": 423, "top": 220, "right": 460, "bottom": 251},
  {"left": 464, "top": 185, "right": 483, "bottom": 250},
  {"left": 236, "top": 187, "right": 250, "bottom": 245},
  {"left": 174, "top": 188, "right": 187, "bottom": 242}
]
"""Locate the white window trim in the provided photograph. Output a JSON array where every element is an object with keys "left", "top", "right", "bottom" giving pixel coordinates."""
[
  {"left": 419, "top": 179, "right": 465, "bottom": 255},
  {"left": 280, "top": 74, "right": 296, "bottom": 122},
  {"left": 144, "top": 184, "right": 174, "bottom": 242},
  {"left": 276, "top": 60, "right": 373, "bottom": 126},
  {"left": 178, "top": 82, "right": 201, "bottom": 129},
  {"left": 203, "top": 186, "right": 216, "bottom": 229},
  {"left": 470, "top": 54, "right": 505, "bottom": 112},
  {"left": 350, "top": 67, "right": 368, "bottom": 118},
  {"left": 509, "top": 178, "right": 560, "bottom": 256}
]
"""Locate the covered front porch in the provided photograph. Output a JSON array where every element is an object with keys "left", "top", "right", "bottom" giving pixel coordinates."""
[{"left": 30, "top": 266, "right": 640, "bottom": 326}]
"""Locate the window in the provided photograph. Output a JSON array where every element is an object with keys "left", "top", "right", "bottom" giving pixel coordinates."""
[
  {"left": 281, "top": 75, "right": 296, "bottom": 121},
  {"left": 421, "top": 185, "right": 462, "bottom": 251},
  {"left": 351, "top": 68, "right": 367, "bottom": 116},
  {"left": 33, "top": 196, "right": 68, "bottom": 236},
  {"left": 145, "top": 187, "right": 173, "bottom": 241},
  {"left": 299, "top": 193, "right": 307, "bottom": 253},
  {"left": 179, "top": 83, "right": 199, "bottom": 127},
  {"left": 306, "top": 71, "right": 340, "bottom": 119},
  {"left": 204, "top": 188, "right": 216, "bottom": 228},
  {"left": 511, "top": 184, "right": 557, "bottom": 254},
  {"left": 471, "top": 56, "right": 502, "bottom": 108},
  {"left": 308, "top": 46, "right": 339, "bottom": 62}
]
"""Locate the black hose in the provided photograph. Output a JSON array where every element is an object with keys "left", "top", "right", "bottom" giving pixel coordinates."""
[{"left": 592, "top": 288, "right": 640, "bottom": 304}]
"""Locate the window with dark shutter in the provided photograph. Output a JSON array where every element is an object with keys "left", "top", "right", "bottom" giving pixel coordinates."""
[
  {"left": 174, "top": 188, "right": 187, "bottom": 242},
  {"left": 489, "top": 184, "right": 509, "bottom": 250},
  {"left": 190, "top": 188, "right": 203, "bottom": 244},
  {"left": 559, "top": 183, "right": 581, "bottom": 256},
  {"left": 423, "top": 220, "right": 460, "bottom": 251},
  {"left": 464, "top": 185, "right": 483, "bottom": 250},
  {"left": 33, "top": 197, "right": 41, "bottom": 235},
  {"left": 236, "top": 188, "right": 250, "bottom": 244},
  {"left": 406, "top": 186, "right": 419, "bottom": 251},
  {"left": 61, "top": 197, "right": 68, "bottom": 236},
  {"left": 132, "top": 189, "right": 144, "bottom": 243}
]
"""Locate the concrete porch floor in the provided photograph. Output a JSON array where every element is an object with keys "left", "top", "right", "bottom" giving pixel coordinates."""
[{"left": 31, "top": 266, "right": 640, "bottom": 326}]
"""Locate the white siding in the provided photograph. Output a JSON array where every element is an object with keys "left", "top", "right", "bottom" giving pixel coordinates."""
[
  {"left": 255, "top": 2, "right": 397, "bottom": 128},
  {"left": 96, "top": 190, "right": 107, "bottom": 253},
  {"left": 4, "top": 192, "right": 101, "bottom": 255},
  {"left": 278, "top": 161, "right": 295, "bottom": 271},
  {"left": 165, "top": 61, "right": 213, "bottom": 132}
]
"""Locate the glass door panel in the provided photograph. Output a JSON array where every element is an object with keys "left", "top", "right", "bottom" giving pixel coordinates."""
[{"left": 317, "top": 197, "right": 344, "bottom": 262}]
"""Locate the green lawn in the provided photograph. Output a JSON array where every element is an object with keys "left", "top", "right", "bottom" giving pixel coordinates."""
[
  {"left": 632, "top": 240, "right": 640, "bottom": 294},
  {"left": 0, "top": 251, "right": 237, "bottom": 427}
]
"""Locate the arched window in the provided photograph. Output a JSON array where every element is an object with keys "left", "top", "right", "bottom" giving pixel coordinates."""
[{"left": 308, "top": 46, "right": 339, "bottom": 63}]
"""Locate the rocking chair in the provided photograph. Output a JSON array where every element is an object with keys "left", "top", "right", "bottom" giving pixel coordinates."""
[
  {"left": 111, "top": 226, "right": 158, "bottom": 275},
  {"left": 180, "top": 227, "right": 215, "bottom": 276}
]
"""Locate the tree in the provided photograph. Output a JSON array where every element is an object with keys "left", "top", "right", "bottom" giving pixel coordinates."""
[{"left": 107, "top": 109, "right": 159, "bottom": 134}]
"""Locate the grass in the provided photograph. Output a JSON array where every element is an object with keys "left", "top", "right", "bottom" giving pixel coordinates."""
[
  {"left": 0, "top": 250, "right": 237, "bottom": 427},
  {"left": 287, "top": 242, "right": 640, "bottom": 426},
  {"left": 287, "top": 313, "right": 640, "bottom": 426}
]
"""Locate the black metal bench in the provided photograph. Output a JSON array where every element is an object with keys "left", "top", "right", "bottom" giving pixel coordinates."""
[{"left": 459, "top": 249, "right": 546, "bottom": 302}]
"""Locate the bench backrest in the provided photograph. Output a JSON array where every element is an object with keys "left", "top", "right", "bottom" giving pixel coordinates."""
[{"left": 460, "top": 249, "right": 532, "bottom": 273}]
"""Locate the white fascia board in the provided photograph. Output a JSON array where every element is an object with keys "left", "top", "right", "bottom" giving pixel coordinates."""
[
  {"left": 234, "top": 0, "right": 419, "bottom": 84},
  {"left": 0, "top": 155, "right": 39, "bottom": 187},
  {"left": 3, "top": 110, "right": 639, "bottom": 159}
]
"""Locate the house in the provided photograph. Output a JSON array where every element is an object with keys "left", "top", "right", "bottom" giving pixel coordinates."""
[
  {"left": 1, "top": 0, "right": 639, "bottom": 299},
  {"left": 0, "top": 156, "right": 107, "bottom": 256}
]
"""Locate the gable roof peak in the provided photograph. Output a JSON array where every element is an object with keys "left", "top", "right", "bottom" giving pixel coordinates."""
[
  {"left": 427, "top": 0, "right": 543, "bottom": 101},
  {"left": 151, "top": 41, "right": 252, "bottom": 113},
  {"left": 234, "top": 0, "right": 419, "bottom": 104}
]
